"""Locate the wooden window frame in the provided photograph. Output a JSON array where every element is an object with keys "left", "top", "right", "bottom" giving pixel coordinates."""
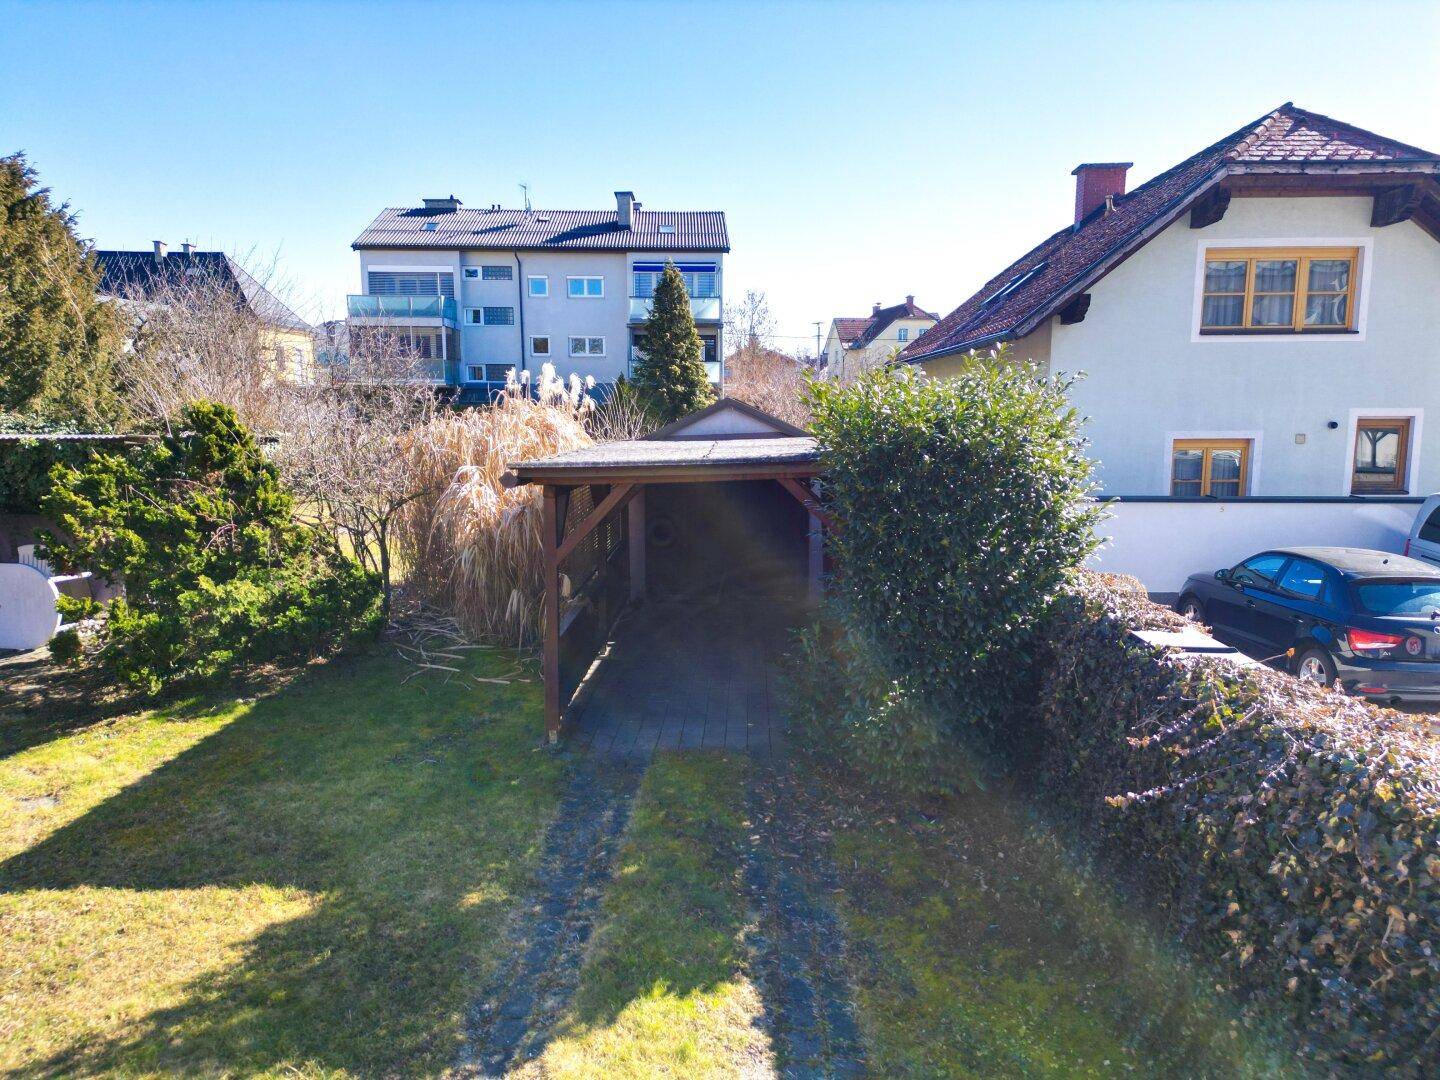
[
  {"left": 1171, "top": 438, "right": 1251, "bottom": 497},
  {"left": 1200, "top": 247, "right": 1359, "bottom": 334},
  {"left": 1351, "top": 417, "right": 1412, "bottom": 494}
]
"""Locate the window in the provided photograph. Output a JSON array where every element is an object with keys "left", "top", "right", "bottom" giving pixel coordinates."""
[
  {"left": 531, "top": 335, "right": 551, "bottom": 356},
  {"left": 658, "top": 224, "right": 676, "bottom": 234},
  {"left": 1352, "top": 417, "right": 1412, "bottom": 494},
  {"left": 1200, "top": 247, "right": 1358, "bottom": 332},
  {"left": 1232, "top": 553, "right": 1287, "bottom": 588},
  {"left": 569, "top": 336, "right": 604, "bottom": 356},
  {"left": 463, "top": 267, "right": 480, "bottom": 280},
  {"left": 897, "top": 328, "right": 909, "bottom": 342},
  {"left": 567, "top": 276, "right": 604, "bottom": 298},
  {"left": 1355, "top": 580, "right": 1440, "bottom": 616},
  {"left": 1278, "top": 558, "right": 1327, "bottom": 601},
  {"left": 485, "top": 363, "right": 513, "bottom": 382},
  {"left": 631, "top": 263, "right": 718, "bottom": 298},
  {"left": 367, "top": 270, "right": 454, "bottom": 297},
  {"left": 1171, "top": 439, "right": 1250, "bottom": 496},
  {"left": 528, "top": 275, "right": 549, "bottom": 298},
  {"left": 481, "top": 306, "right": 514, "bottom": 325},
  {"left": 481, "top": 265, "right": 513, "bottom": 281},
  {"left": 1419, "top": 504, "right": 1440, "bottom": 544}
]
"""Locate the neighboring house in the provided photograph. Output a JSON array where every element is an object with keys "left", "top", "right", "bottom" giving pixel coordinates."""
[
  {"left": 901, "top": 103, "right": 1440, "bottom": 500},
  {"left": 96, "top": 243, "right": 316, "bottom": 381},
  {"left": 821, "top": 296, "right": 938, "bottom": 381},
  {"left": 348, "top": 191, "right": 728, "bottom": 400}
]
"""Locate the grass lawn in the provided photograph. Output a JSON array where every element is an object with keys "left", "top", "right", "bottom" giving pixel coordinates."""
[
  {"left": 0, "top": 646, "right": 564, "bottom": 1077},
  {"left": 522, "top": 753, "right": 770, "bottom": 1079},
  {"left": 799, "top": 763, "right": 1300, "bottom": 1078}
]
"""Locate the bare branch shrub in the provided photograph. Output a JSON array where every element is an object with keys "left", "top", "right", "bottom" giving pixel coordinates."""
[
  {"left": 278, "top": 332, "right": 443, "bottom": 621},
  {"left": 725, "top": 339, "right": 811, "bottom": 428}
]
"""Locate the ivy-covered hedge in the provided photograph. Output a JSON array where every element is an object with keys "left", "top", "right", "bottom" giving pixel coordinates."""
[{"left": 1033, "top": 571, "right": 1440, "bottom": 1072}]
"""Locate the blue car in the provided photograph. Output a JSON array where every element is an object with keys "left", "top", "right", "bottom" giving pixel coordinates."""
[{"left": 1176, "top": 546, "right": 1440, "bottom": 704}]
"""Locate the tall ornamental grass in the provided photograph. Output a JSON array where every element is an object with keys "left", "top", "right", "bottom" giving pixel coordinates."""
[{"left": 400, "top": 366, "right": 594, "bottom": 646}]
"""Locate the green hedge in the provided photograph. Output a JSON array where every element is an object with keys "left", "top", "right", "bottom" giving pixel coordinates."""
[
  {"left": 1032, "top": 572, "right": 1440, "bottom": 1072},
  {"left": 798, "top": 358, "right": 1100, "bottom": 795}
]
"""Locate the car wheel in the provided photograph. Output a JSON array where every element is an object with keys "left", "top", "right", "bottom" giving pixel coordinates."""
[
  {"left": 1294, "top": 647, "right": 1337, "bottom": 686},
  {"left": 1176, "top": 595, "right": 1206, "bottom": 623}
]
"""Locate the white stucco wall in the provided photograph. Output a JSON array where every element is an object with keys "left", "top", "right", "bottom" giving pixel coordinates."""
[
  {"left": 1052, "top": 197, "right": 1440, "bottom": 496},
  {"left": 1091, "top": 497, "right": 1420, "bottom": 595},
  {"left": 357, "top": 247, "right": 723, "bottom": 386}
]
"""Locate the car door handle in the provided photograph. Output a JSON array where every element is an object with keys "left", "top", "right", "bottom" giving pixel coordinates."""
[{"left": 1245, "top": 600, "right": 1256, "bottom": 607}]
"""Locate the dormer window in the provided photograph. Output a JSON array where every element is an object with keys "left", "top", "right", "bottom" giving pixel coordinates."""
[{"left": 1201, "top": 247, "right": 1358, "bottom": 333}]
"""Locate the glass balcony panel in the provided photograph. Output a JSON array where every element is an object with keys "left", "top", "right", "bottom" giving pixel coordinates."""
[
  {"left": 347, "top": 295, "right": 456, "bottom": 322},
  {"left": 628, "top": 295, "right": 722, "bottom": 322}
]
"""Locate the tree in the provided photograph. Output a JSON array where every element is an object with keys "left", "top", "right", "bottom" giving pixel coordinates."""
[
  {"left": 0, "top": 153, "right": 126, "bottom": 427},
  {"left": 725, "top": 340, "right": 810, "bottom": 428},
  {"left": 632, "top": 261, "right": 713, "bottom": 423},
  {"left": 42, "top": 401, "right": 380, "bottom": 692},
  {"left": 723, "top": 288, "right": 776, "bottom": 352}
]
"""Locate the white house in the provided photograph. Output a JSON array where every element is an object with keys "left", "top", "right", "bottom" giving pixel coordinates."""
[
  {"left": 821, "top": 296, "right": 937, "bottom": 381},
  {"left": 902, "top": 104, "right": 1440, "bottom": 590},
  {"left": 348, "top": 191, "right": 728, "bottom": 399}
]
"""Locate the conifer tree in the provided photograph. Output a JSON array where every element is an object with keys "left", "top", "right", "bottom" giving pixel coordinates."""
[
  {"left": 632, "top": 261, "right": 713, "bottom": 423},
  {"left": 0, "top": 153, "right": 126, "bottom": 427}
]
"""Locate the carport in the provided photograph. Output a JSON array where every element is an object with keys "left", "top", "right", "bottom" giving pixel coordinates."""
[{"left": 507, "top": 400, "right": 827, "bottom": 743}]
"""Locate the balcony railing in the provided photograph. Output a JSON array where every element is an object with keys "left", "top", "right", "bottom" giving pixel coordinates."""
[
  {"left": 346, "top": 295, "right": 458, "bottom": 323},
  {"left": 629, "top": 348, "right": 721, "bottom": 385},
  {"left": 627, "top": 295, "right": 722, "bottom": 323}
]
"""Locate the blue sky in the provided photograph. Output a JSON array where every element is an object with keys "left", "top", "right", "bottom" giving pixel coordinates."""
[{"left": 3, "top": 0, "right": 1437, "bottom": 351}]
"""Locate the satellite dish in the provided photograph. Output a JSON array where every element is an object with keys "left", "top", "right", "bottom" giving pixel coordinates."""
[{"left": 0, "top": 563, "right": 62, "bottom": 651}]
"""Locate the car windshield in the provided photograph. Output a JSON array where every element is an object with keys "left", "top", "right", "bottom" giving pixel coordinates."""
[{"left": 1353, "top": 579, "right": 1440, "bottom": 616}]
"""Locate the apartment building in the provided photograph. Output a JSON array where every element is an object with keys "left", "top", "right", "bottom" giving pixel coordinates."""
[{"left": 348, "top": 191, "right": 729, "bottom": 398}]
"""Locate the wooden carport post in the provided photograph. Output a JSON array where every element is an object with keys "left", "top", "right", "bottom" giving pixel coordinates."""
[
  {"left": 542, "top": 485, "right": 563, "bottom": 744},
  {"left": 628, "top": 487, "right": 646, "bottom": 602}
]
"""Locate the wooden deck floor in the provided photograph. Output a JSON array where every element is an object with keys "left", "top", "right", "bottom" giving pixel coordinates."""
[{"left": 566, "top": 597, "right": 800, "bottom": 762}]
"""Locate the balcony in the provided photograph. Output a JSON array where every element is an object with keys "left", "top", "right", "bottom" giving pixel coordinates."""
[
  {"left": 627, "top": 295, "right": 722, "bottom": 324},
  {"left": 346, "top": 294, "right": 458, "bottom": 325},
  {"left": 629, "top": 347, "right": 721, "bottom": 385}
]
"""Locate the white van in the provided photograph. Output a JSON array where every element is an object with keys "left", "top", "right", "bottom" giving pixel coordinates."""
[{"left": 1404, "top": 495, "right": 1440, "bottom": 566}]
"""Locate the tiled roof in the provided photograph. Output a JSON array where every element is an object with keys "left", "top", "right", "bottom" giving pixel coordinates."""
[
  {"left": 834, "top": 297, "right": 938, "bottom": 348},
  {"left": 353, "top": 207, "right": 729, "bottom": 252},
  {"left": 95, "top": 250, "right": 312, "bottom": 332},
  {"left": 902, "top": 103, "right": 1440, "bottom": 364}
]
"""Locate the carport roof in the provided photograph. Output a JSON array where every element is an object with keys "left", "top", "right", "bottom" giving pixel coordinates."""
[{"left": 510, "top": 435, "right": 821, "bottom": 485}]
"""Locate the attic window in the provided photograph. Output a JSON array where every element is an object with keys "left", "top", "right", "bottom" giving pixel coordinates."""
[
  {"left": 423, "top": 222, "right": 438, "bottom": 231},
  {"left": 982, "top": 261, "right": 1047, "bottom": 307},
  {"left": 658, "top": 224, "right": 676, "bottom": 234}
]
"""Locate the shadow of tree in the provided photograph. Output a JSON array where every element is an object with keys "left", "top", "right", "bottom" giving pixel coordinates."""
[{"left": 2, "top": 649, "right": 565, "bottom": 1077}]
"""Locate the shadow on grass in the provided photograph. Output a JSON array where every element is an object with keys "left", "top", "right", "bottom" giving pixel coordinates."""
[
  {"left": 516, "top": 752, "right": 770, "bottom": 1077},
  {"left": 1, "top": 648, "right": 565, "bottom": 1078}
]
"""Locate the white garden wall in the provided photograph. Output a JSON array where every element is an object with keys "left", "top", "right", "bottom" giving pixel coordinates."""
[{"left": 1090, "top": 497, "right": 1422, "bottom": 596}]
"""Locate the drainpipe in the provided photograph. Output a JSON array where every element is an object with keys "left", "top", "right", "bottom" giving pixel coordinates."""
[{"left": 514, "top": 253, "right": 527, "bottom": 377}]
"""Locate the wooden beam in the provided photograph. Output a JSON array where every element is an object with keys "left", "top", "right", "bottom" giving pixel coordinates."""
[
  {"left": 627, "top": 488, "right": 646, "bottom": 602},
  {"left": 555, "top": 483, "right": 637, "bottom": 564},
  {"left": 776, "top": 476, "right": 832, "bottom": 531},
  {"left": 512, "top": 463, "right": 823, "bottom": 487},
  {"left": 1057, "top": 293, "right": 1091, "bottom": 325},
  {"left": 542, "top": 486, "right": 562, "bottom": 743},
  {"left": 1189, "top": 186, "right": 1230, "bottom": 228},
  {"left": 1371, "top": 184, "right": 1425, "bottom": 227}
]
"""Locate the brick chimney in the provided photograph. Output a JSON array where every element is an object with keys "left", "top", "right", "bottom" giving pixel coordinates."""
[
  {"left": 1070, "top": 162, "right": 1132, "bottom": 224},
  {"left": 615, "top": 190, "right": 636, "bottom": 229},
  {"left": 152, "top": 240, "right": 167, "bottom": 260},
  {"left": 905, "top": 294, "right": 914, "bottom": 306},
  {"left": 873, "top": 302, "right": 882, "bottom": 314}
]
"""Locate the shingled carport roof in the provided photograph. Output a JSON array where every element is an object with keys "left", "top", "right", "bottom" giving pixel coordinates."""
[{"left": 510, "top": 435, "right": 820, "bottom": 485}]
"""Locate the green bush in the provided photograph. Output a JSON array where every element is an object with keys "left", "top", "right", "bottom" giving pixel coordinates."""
[
  {"left": 799, "top": 356, "right": 1100, "bottom": 793},
  {"left": 48, "top": 626, "right": 82, "bottom": 665},
  {"left": 1033, "top": 572, "right": 1440, "bottom": 1072},
  {"left": 41, "top": 401, "right": 381, "bottom": 693}
]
